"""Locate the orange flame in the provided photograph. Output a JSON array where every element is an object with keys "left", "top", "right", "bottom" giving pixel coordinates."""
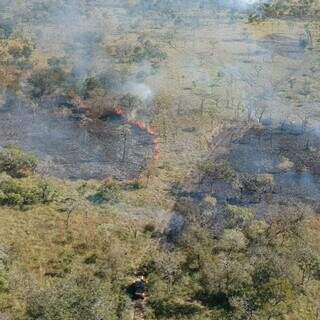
[
  {"left": 114, "top": 106, "right": 160, "bottom": 163},
  {"left": 153, "top": 137, "right": 161, "bottom": 161},
  {"left": 129, "top": 120, "right": 160, "bottom": 161},
  {"left": 114, "top": 106, "right": 127, "bottom": 117}
]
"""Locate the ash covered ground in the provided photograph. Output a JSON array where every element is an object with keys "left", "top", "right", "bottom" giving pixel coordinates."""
[
  {"left": 174, "top": 123, "right": 320, "bottom": 220},
  {"left": 0, "top": 103, "right": 154, "bottom": 180}
]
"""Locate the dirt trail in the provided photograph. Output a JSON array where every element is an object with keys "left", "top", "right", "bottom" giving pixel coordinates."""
[{"left": 133, "top": 300, "right": 146, "bottom": 320}]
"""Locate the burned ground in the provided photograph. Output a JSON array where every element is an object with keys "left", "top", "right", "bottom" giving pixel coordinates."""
[
  {"left": 0, "top": 100, "right": 154, "bottom": 180},
  {"left": 173, "top": 123, "right": 320, "bottom": 224}
]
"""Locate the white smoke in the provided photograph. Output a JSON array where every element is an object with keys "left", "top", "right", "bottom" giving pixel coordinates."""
[
  {"left": 124, "top": 83, "right": 153, "bottom": 101},
  {"left": 239, "top": 0, "right": 259, "bottom": 4},
  {"left": 226, "top": 0, "right": 268, "bottom": 9}
]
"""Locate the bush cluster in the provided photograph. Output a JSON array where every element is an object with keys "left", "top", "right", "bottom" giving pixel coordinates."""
[
  {"left": 0, "top": 145, "right": 38, "bottom": 178},
  {"left": 198, "top": 160, "right": 235, "bottom": 181},
  {"left": 91, "top": 179, "right": 122, "bottom": 204},
  {"left": 0, "top": 146, "right": 58, "bottom": 208},
  {"left": 0, "top": 174, "right": 58, "bottom": 208}
]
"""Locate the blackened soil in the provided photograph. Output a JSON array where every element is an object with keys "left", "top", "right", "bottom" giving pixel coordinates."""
[{"left": 0, "top": 107, "right": 154, "bottom": 180}]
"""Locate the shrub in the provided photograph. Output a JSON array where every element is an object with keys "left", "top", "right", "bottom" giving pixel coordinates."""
[
  {"left": 198, "top": 160, "right": 235, "bottom": 181},
  {"left": 0, "top": 145, "right": 38, "bottom": 178},
  {"left": 0, "top": 36, "right": 34, "bottom": 69},
  {"left": 144, "top": 223, "right": 156, "bottom": 234},
  {"left": 26, "top": 276, "right": 121, "bottom": 320},
  {"left": 125, "top": 178, "right": 145, "bottom": 190},
  {"left": 220, "top": 229, "right": 248, "bottom": 252},
  {"left": 109, "top": 38, "right": 167, "bottom": 64},
  {"left": 38, "top": 179, "right": 60, "bottom": 204},
  {"left": 120, "top": 94, "right": 142, "bottom": 111},
  {"left": 0, "top": 174, "right": 58, "bottom": 207},
  {"left": 81, "top": 76, "right": 102, "bottom": 99},
  {"left": 204, "top": 195, "right": 217, "bottom": 208},
  {"left": 225, "top": 205, "right": 254, "bottom": 229},
  {"left": 91, "top": 179, "right": 122, "bottom": 204},
  {"left": 27, "top": 57, "right": 71, "bottom": 98},
  {"left": 198, "top": 160, "right": 215, "bottom": 175},
  {"left": 255, "top": 174, "right": 274, "bottom": 188},
  {"left": 241, "top": 174, "right": 274, "bottom": 193}
]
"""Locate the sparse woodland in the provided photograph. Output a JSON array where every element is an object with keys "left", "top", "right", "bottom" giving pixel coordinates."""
[{"left": 0, "top": 1, "right": 319, "bottom": 319}]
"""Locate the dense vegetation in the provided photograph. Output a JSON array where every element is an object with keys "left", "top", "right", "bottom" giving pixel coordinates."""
[{"left": 0, "top": 159, "right": 318, "bottom": 319}]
